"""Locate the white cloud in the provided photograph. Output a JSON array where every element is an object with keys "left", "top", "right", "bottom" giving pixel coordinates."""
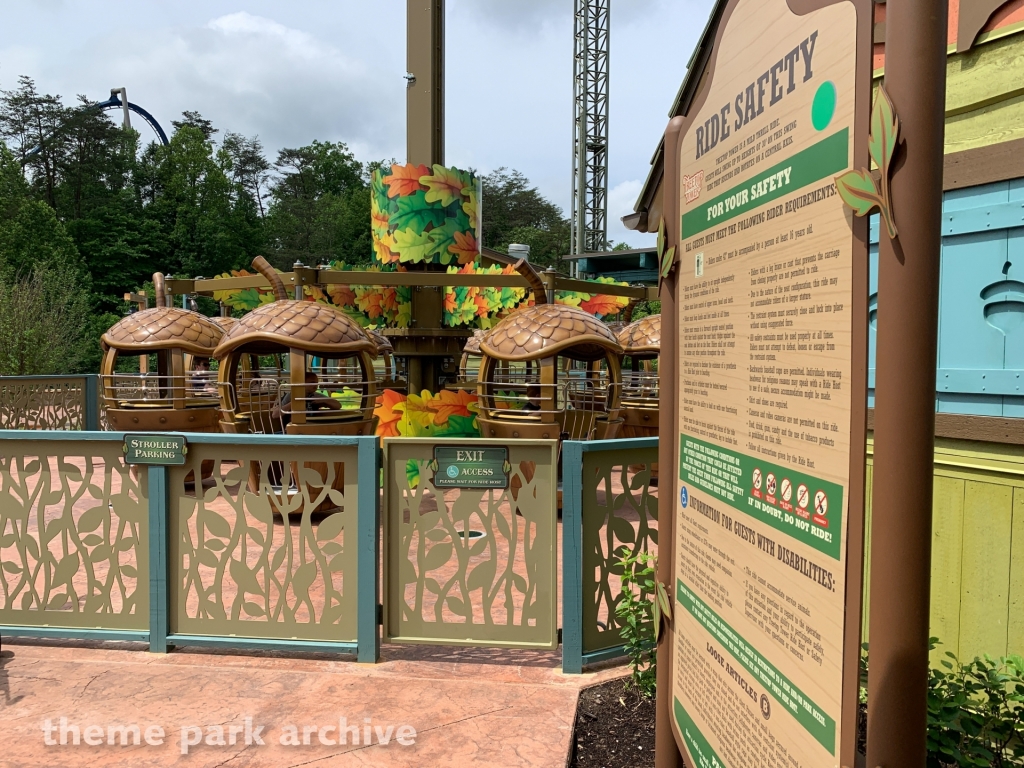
[
  {"left": 0, "top": 0, "right": 713, "bottom": 235},
  {"left": 1, "top": 8, "right": 407, "bottom": 162},
  {"left": 607, "top": 178, "right": 654, "bottom": 247}
]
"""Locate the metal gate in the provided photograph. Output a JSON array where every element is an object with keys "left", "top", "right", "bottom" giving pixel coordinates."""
[{"left": 383, "top": 438, "right": 558, "bottom": 648}]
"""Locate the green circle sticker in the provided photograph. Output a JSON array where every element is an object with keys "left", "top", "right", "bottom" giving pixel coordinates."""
[{"left": 811, "top": 81, "right": 836, "bottom": 131}]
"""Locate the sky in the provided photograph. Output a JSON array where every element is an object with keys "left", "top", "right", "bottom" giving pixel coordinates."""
[{"left": 1, "top": 0, "right": 714, "bottom": 248}]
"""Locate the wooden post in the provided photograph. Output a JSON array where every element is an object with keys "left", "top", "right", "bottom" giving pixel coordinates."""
[
  {"left": 407, "top": 0, "right": 444, "bottom": 167},
  {"left": 866, "top": 0, "right": 948, "bottom": 764}
]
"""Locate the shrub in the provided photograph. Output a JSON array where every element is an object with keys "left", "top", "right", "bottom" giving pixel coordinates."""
[
  {"left": 861, "top": 640, "right": 1024, "bottom": 767},
  {"left": 614, "top": 549, "right": 671, "bottom": 698}
]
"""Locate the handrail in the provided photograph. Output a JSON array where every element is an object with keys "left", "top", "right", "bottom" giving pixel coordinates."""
[{"left": 175, "top": 269, "right": 657, "bottom": 301}]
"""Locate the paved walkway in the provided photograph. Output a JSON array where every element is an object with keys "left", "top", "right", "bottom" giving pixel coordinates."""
[{"left": 0, "top": 639, "right": 625, "bottom": 768}]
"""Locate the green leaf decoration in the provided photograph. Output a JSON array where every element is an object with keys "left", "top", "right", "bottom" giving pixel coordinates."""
[
  {"left": 836, "top": 85, "right": 899, "bottom": 240},
  {"left": 835, "top": 169, "right": 883, "bottom": 217},
  {"left": 656, "top": 217, "right": 675, "bottom": 290},
  {"left": 427, "top": 218, "right": 463, "bottom": 261},
  {"left": 405, "top": 459, "right": 421, "bottom": 489},
  {"left": 392, "top": 228, "right": 435, "bottom": 263},
  {"left": 392, "top": 191, "right": 447, "bottom": 233},
  {"left": 869, "top": 86, "right": 899, "bottom": 175},
  {"left": 660, "top": 245, "right": 676, "bottom": 280},
  {"left": 371, "top": 171, "right": 391, "bottom": 214}
]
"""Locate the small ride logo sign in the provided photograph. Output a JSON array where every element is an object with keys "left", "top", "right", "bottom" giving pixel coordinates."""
[{"left": 683, "top": 171, "right": 704, "bottom": 203}]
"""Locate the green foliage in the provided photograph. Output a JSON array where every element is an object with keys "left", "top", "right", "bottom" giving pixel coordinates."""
[
  {"left": 481, "top": 168, "right": 570, "bottom": 273},
  {"left": 0, "top": 264, "right": 93, "bottom": 375},
  {"left": 615, "top": 548, "right": 658, "bottom": 698},
  {"left": 265, "top": 141, "right": 371, "bottom": 268},
  {"left": 0, "top": 77, "right": 380, "bottom": 371},
  {"left": 860, "top": 640, "right": 1024, "bottom": 767},
  {"left": 632, "top": 300, "right": 661, "bottom": 320},
  {"left": 928, "top": 651, "right": 1024, "bottom": 767}
]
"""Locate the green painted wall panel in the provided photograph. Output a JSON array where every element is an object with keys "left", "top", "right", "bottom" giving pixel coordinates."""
[
  {"left": 957, "top": 481, "right": 1013, "bottom": 661},
  {"left": 930, "top": 476, "right": 966, "bottom": 665},
  {"left": 862, "top": 441, "right": 1024, "bottom": 664},
  {"left": 862, "top": 461, "right": 872, "bottom": 644},
  {"left": 871, "top": 30, "right": 1024, "bottom": 154},
  {"left": 1008, "top": 488, "right": 1024, "bottom": 655},
  {"left": 945, "top": 33, "right": 1024, "bottom": 117},
  {"left": 945, "top": 93, "right": 1024, "bottom": 155}
]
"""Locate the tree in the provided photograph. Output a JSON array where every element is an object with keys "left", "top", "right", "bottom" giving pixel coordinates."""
[
  {"left": 264, "top": 141, "right": 371, "bottom": 267},
  {"left": 0, "top": 142, "right": 97, "bottom": 372},
  {"left": 0, "top": 76, "right": 67, "bottom": 208},
  {"left": 170, "top": 110, "right": 218, "bottom": 142},
  {"left": 221, "top": 132, "right": 272, "bottom": 217},
  {"left": 480, "top": 168, "right": 571, "bottom": 272},
  {"left": 0, "top": 265, "right": 93, "bottom": 375},
  {"left": 137, "top": 123, "right": 260, "bottom": 278},
  {"left": 0, "top": 143, "right": 85, "bottom": 279}
]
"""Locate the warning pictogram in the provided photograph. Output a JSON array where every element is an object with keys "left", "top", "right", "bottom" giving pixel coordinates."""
[
  {"left": 797, "top": 483, "right": 810, "bottom": 510},
  {"left": 781, "top": 478, "right": 792, "bottom": 502},
  {"left": 752, "top": 468, "right": 762, "bottom": 490},
  {"left": 814, "top": 490, "right": 828, "bottom": 517},
  {"left": 812, "top": 490, "right": 830, "bottom": 528},
  {"left": 766, "top": 473, "right": 777, "bottom": 497}
]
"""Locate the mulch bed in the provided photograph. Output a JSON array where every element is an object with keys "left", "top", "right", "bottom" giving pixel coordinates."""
[{"left": 570, "top": 677, "right": 655, "bottom": 768}]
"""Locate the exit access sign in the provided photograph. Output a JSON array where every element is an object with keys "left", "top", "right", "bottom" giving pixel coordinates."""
[{"left": 432, "top": 446, "right": 510, "bottom": 489}]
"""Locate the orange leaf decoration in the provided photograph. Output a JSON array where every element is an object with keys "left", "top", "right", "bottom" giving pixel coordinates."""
[
  {"left": 580, "top": 293, "right": 627, "bottom": 318},
  {"left": 328, "top": 285, "right": 356, "bottom": 307},
  {"left": 448, "top": 231, "right": 478, "bottom": 265},
  {"left": 374, "top": 389, "right": 405, "bottom": 438},
  {"left": 443, "top": 290, "right": 459, "bottom": 314},
  {"left": 473, "top": 295, "right": 490, "bottom": 317},
  {"left": 429, "top": 389, "right": 478, "bottom": 425},
  {"left": 383, "top": 163, "right": 430, "bottom": 198}
]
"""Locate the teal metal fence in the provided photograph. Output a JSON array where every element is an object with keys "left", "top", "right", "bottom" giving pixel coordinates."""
[
  {"left": 0, "top": 374, "right": 100, "bottom": 431},
  {"left": 0, "top": 428, "right": 663, "bottom": 672},
  {"left": 561, "top": 437, "right": 660, "bottom": 673},
  {"left": 0, "top": 431, "right": 381, "bottom": 662}
]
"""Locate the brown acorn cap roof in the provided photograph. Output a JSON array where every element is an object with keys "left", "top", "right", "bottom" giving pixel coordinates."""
[
  {"left": 367, "top": 329, "right": 393, "bottom": 356},
  {"left": 102, "top": 308, "right": 224, "bottom": 355},
  {"left": 212, "top": 316, "right": 239, "bottom": 334},
  {"left": 618, "top": 314, "right": 661, "bottom": 354},
  {"left": 214, "top": 300, "right": 375, "bottom": 358},
  {"left": 480, "top": 304, "right": 623, "bottom": 362},
  {"left": 463, "top": 329, "right": 485, "bottom": 356}
]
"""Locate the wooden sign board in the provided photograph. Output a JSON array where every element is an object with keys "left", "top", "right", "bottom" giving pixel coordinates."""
[
  {"left": 432, "top": 446, "right": 510, "bottom": 489},
  {"left": 665, "top": 0, "right": 872, "bottom": 765},
  {"left": 123, "top": 434, "right": 188, "bottom": 466}
]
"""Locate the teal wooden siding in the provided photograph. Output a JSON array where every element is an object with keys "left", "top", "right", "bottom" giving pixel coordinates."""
[{"left": 868, "top": 180, "right": 1024, "bottom": 415}]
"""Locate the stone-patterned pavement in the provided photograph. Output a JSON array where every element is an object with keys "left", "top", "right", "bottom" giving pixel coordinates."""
[{"left": 0, "top": 639, "right": 626, "bottom": 768}]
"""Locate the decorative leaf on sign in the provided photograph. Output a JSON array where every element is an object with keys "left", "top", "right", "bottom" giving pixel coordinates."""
[
  {"left": 834, "top": 169, "right": 881, "bottom": 217},
  {"left": 651, "top": 558, "right": 673, "bottom": 643},
  {"left": 661, "top": 246, "right": 676, "bottom": 280},
  {"left": 835, "top": 85, "right": 899, "bottom": 239},
  {"left": 656, "top": 217, "right": 676, "bottom": 290}
]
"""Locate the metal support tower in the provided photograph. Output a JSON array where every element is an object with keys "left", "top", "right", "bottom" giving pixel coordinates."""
[
  {"left": 407, "top": 0, "right": 444, "bottom": 168},
  {"left": 571, "top": 0, "right": 610, "bottom": 276}
]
